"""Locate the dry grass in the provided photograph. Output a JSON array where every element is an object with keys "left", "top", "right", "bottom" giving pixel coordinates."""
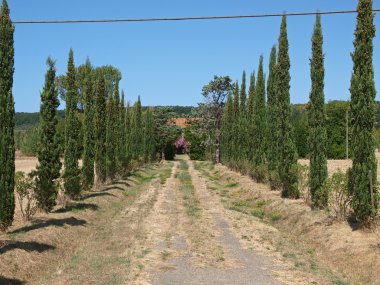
[{"left": 0, "top": 162, "right": 172, "bottom": 284}]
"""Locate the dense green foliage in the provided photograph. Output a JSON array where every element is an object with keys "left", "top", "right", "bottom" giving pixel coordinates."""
[
  {"left": 63, "top": 50, "right": 81, "bottom": 199},
  {"left": 277, "top": 16, "right": 299, "bottom": 199},
  {"left": 0, "top": 0, "right": 15, "bottom": 230},
  {"left": 35, "top": 58, "right": 62, "bottom": 212},
  {"left": 308, "top": 15, "right": 328, "bottom": 208},
  {"left": 350, "top": 0, "right": 378, "bottom": 222}
]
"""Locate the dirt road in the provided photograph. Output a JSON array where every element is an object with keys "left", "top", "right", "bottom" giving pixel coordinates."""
[{"left": 2, "top": 156, "right": 349, "bottom": 284}]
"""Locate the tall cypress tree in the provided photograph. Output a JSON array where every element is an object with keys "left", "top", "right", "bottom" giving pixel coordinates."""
[
  {"left": 130, "top": 97, "right": 142, "bottom": 159},
  {"left": 82, "top": 58, "right": 95, "bottom": 190},
  {"left": 221, "top": 93, "right": 233, "bottom": 163},
  {"left": 350, "top": 0, "right": 378, "bottom": 222},
  {"left": 143, "top": 108, "right": 156, "bottom": 162},
  {"left": 240, "top": 71, "right": 247, "bottom": 112},
  {"left": 309, "top": 15, "right": 328, "bottom": 207},
  {"left": 125, "top": 102, "right": 132, "bottom": 162},
  {"left": 231, "top": 83, "right": 240, "bottom": 164},
  {"left": 113, "top": 87, "right": 122, "bottom": 174},
  {"left": 35, "top": 58, "right": 61, "bottom": 211},
  {"left": 267, "top": 46, "right": 279, "bottom": 174},
  {"left": 106, "top": 91, "right": 117, "bottom": 180},
  {"left": 119, "top": 91, "right": 127, "bottom": 169},
  {"left": 0, "top": 0, "right": 15, "bottom": 230},
  {"left": 95, "top": 77, "right": 107, "bottom": 184},
  {"left": 252, "top": 56, "right": 267, "bottom": 166},
  {"left": 277, "top": 16, "right": 299, "bottom": 198},
  {"left": 247, "top": 72, "right": 256, "bottom": 115},
  {"left": 64, "top": 49, "right": 81, "bottom": 199}
]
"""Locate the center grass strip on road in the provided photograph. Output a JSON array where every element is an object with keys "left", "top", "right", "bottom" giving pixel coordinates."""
[{"left": 178, "top": 161, "right": 201, "bottom": 219}]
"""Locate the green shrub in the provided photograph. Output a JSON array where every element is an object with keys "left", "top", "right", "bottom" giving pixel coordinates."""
[
  {"left": 324, "top": 170, "right": 351, "bottom": 220},
  {"left": 15, "top": 171, "right": 38, "bottom": 221}
]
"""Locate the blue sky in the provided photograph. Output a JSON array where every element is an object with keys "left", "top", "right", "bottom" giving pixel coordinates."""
[{"left": 8, "top": 0, "right": 380, "bottom": 112}]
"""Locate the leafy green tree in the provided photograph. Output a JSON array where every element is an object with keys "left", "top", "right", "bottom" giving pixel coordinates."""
[
  {"left": 201, "top": 76, "right": 233, "bottom": 163},
  {"left": 308, "top": 15, "right": 328, "bottom": 207},
  {"left": 350, "top": 0, "right": 378, "bottom": 222},
  {"left": 35, "top": 58, "right": 62, "bottom": 211},
  {"left": 277, "top": 16, "right": 299, "bottom": 198},
  {"left": 325, "top": 101, "right": 350, "bottom": 159},
  {"left": 267, "top": 46, "right": 279, "bottom": 174},
  {"left": 64, "top": 49, "right": 81, "bottom": 199},
  {"left": 95, "top": 77, "right": 107, "bottom": 184},
  {"left": 106, "top": 91, "right": 117, "bottom": 180},
  {"left": 252, "top": 56, "right": 267, "bottom": 166},
  {"left": 82, "top": 59, "right": 95, "bottom": 190},
  {"left": 153, "top": 107, "right": 182, "bottom": 160},
  {"left": 0, "top": 0, "right": 15, "bottom": 230}
]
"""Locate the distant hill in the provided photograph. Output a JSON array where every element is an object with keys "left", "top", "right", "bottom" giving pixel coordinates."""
[{"left": 15, "top": 106, "right": 195, "bottom": 131}]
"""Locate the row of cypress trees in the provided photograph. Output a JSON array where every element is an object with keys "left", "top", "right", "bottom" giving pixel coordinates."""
[
  {"left": 38, "top": 50, "right": 158, "bottom": 208},
  {"left": 221, "top": 0, "right": 378, "bottom": 223},
  {"left": 221, "top": 16, "right": 299, "bottom": 198}
]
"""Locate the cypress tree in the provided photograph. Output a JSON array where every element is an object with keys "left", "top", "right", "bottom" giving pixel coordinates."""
[
  {"left": 95, "top": 77, "right": 107, "bottom": 184},
  {"left": 125, "top": 102, "right": 132, "bottom": 162},
  {"left": 119, "top": 90, "right": 126, "bottom": 169},
  {"left": 309, "top": 15, "right": 328, "bottom": 207},
  {"left": 113, "top": 87, "right": 122, "bottom": 174},
  {"left": 143, "top": 108, "right": 156, "bottom": 162},
  {"left": 0, "top": 0, "right": 15, "bottom": 230},
  {"left": 35, "top": 58, "right": 61, "bottom": 211},
  {"left": 247, "top": 72, "right": 256, "bottom": 115},
  {"left": 252, "top": 56, "right": 267, "bottom": 166},
  {"left": 64, "top": 49, "right": 81, "bottom": 199},
  {"left": 267, "top": 46, "right": 279, "bottom": 173},
  {"left": 277, "top": 16, "right": 299, "bottom": 198},
  {"left": 130, "top": 97, "right": 142, "bottom": 159},
  {"left": 240, "top": 71, "right": 247, "bottom": 112},
  {"left": 82, "top": 58, "right": 95, "bottom": 190},
  {"left": 231, "top": 83, "right": 240, "bottom": 164},
  {"left": 221, "top": 93, "right": 233, "bottom": 163},
  {"left": 350, "top": 0, "right": 378, "bottom": 222},
  {"left": 106, "top": 91, "right": 117, "bottom": 180}
]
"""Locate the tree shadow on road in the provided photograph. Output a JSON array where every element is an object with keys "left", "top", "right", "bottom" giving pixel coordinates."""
[
  {"left": 10, "top": 217, "right": 87, "bottom": 234},
  {"left": 0, "top": 240, "right": 55, "bottom": 254},
  {"left": 0, "top": 276, "right": 25, "bottom": 285},
  {"left": 80, "top": 192, "right": 116, "bottom": 200},
  {"left": 53, "top": 203, "right": 99, "bottom": 213}
]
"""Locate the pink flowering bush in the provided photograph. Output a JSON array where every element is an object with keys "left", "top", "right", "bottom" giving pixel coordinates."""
[{"left": 175, "top": 136, "right": 188, "bottom": 154}]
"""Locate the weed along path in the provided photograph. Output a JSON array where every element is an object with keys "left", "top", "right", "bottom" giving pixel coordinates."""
[{"left": 2, "top": 157, "right": 346, "bottom": 284}]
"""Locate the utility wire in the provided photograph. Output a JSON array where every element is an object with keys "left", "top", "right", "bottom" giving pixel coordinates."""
[{"left": 13, "top": 9, "right": 380, "bottom": 25}]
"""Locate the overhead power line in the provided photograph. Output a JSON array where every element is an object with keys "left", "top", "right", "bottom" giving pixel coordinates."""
[{"left": 13, "top": 9, "right": 380, "bottom": 25}]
